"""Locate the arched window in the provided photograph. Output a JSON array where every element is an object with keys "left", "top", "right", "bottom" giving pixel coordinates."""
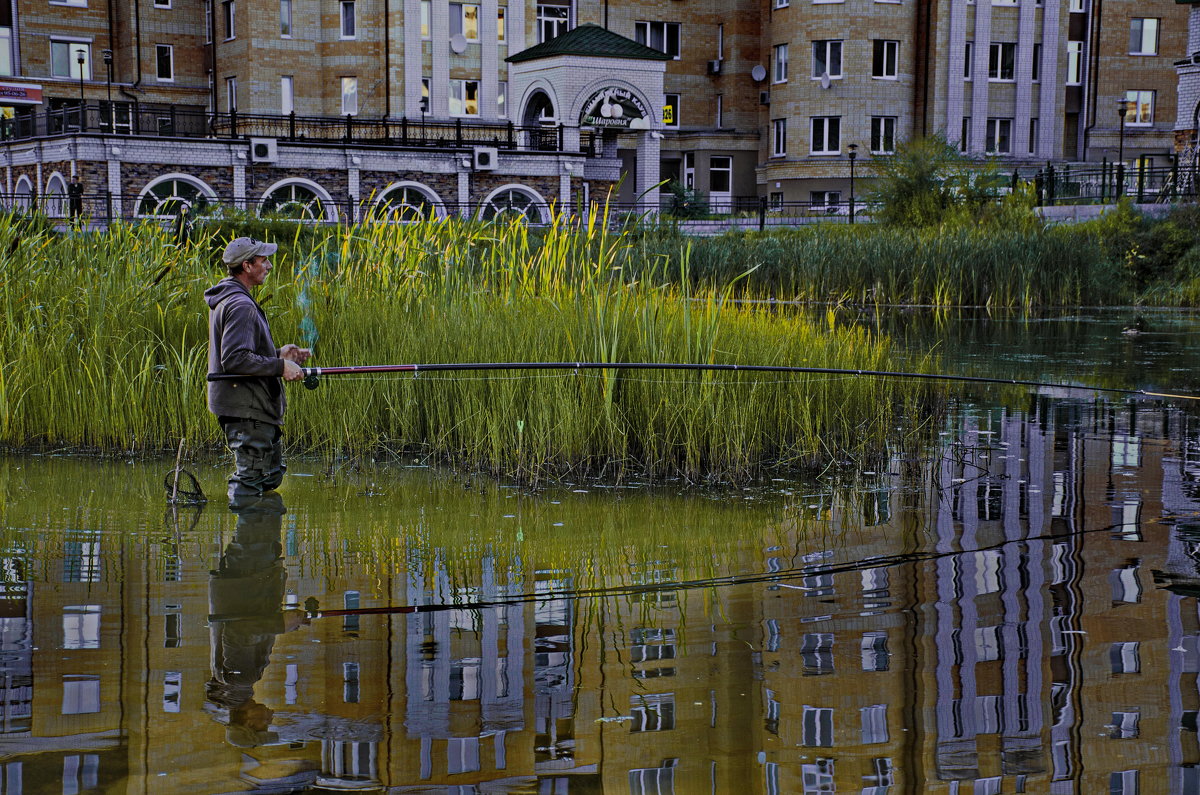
[
  {"left": 259, "top": 180, "right": 334, "bottom": 221},
  {"left": 479, "top": 186, "right": 549, "bottom": 224},
  {"left": 12, "top": 176, "right": 33, "bottom": 209},
  {"left": 136, "top": 175, "right": 216, "bottom": 218},
  {"left": 371, "top": 183, "right": 444, "bottom": 222},
  {"left": 43, "top": 173, "right": 68, "bottom": 218}
]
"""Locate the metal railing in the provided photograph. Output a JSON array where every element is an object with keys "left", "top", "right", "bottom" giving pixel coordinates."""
[
  {"left": 1030, "top": 161, "right": 1200, "bottom": 206},
  {"left": 0, "top": 103, "right": 596, "bottom": 155}
]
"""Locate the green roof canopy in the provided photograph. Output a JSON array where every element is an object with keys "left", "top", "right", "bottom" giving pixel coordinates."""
[{"left": 506, "top": 23, "right": 674, "bottom": 63}]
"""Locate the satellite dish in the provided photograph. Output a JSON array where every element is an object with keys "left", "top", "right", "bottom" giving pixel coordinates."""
[
  {"left": 820, "top": 72, "right": 832, "bottom": 89},
  {"left": 751, "top": 64, "right": 767, "bottom": 82},
  {"left": 450, "top": 33, "right": 468, "bottom": 53}
]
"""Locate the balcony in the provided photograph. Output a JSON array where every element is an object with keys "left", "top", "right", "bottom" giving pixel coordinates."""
[{"left": 0, "top": 102, "right": 598, "bottom": 156}]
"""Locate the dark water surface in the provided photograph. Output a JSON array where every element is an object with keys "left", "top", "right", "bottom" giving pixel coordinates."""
[{"left": 5, "top": 310, "right": 1200, "bottom": 793}]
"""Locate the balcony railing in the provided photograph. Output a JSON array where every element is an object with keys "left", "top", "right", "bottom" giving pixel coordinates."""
[{"left": 0, "top": 103, "right": 597, "bottom": 155}]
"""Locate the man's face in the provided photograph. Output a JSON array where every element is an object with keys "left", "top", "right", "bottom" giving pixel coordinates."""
[{"left": 242, "top": 254, "right": 272, "bottom": 286}]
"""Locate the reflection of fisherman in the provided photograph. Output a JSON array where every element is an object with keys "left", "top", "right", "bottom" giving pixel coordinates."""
[{"left": 205, "top": 492, "right": 307, "bottom": 748}]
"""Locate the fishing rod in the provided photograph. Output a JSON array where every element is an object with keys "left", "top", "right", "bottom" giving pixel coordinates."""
[{"left": 206, "top": 361, "right": 1199, "bottom": 401}]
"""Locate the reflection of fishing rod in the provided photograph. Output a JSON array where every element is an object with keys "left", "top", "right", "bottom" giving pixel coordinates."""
[{"left": 205, "top": 361, "right": 1200, "bottom": 400}]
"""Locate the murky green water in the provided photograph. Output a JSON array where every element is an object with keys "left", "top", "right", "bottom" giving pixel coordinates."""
[{"left": 4, "top": 310, "right": 1200, "bottom": 793}]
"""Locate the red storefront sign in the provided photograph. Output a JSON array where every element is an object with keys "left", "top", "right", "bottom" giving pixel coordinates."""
[{"left": 0, "top": 83, "right": 44, "bottom": 105}]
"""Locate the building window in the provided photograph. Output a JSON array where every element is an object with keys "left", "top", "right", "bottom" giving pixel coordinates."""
[
  {"left": 801, "top": 633, "right": 834, "bottom": 674},
  {"left": 281, "top": 75, "right": 293, "bottom": 114},
  {"left": 812, "top": 40, "right": 842, "bottom": 78},
  {"left": 1110, "top": 641, "right": 1141, "bottom": 674},
  {"left": 450, "top": 3, "right": 479, "bottom": 41},
  {"left": 537, "top": 3, "right": 570, "bottom": 42},
  {"left": 63, "top": 606, "right": 101, "bottom": 650},
  {"left": 1066, "top": 41, "right": 1083, "bottom": 84},
  {"left": 872, "top": 40, "right": 898, "bottom": 78},
  {"left": 715, "top": 94, "right": 723, "bottom": 128},
  {"left": 960, "top": 116, "right": 971, "bottom": 152},
  {"left": 340, "top": 1, "right": 356, "bottom": 38},
  {"left": 769, "top": 191, "right": 783, "bottom": 209},
  {"left": 811, "top": 190, "right": 840, "bottom": 208},
  {"left": 870, "top": 116, "right": 896, "bottom": 153},
  {"left": 62, "top": 675, "right": 100, "bottom": 715},
  {"left": 1111, "top": 771, "right": 1139, "bottom": 794},
  {"left": 630, "top": 693, "right": 675, "bottom": 732},
  {"left": 421, "top": 77, "right": 430, "bottom": 112},
  {"left": 710, "top": 156, "right": 732, "bottom": 194},
  {"left": 1028, "top": 117, "right": 1038, "bottom": 154},
  {"left": 163, "top": 672, "right": 181, "bottom": 713},
  {"left": 810, "top": 116, "right": 840, "bottom": 154},
  {"left": 772, "top": 118, "right": 787, "bottom": 156},
  {"left": 51, "top": 41, "right": 91, "bottom": 79},
  {"left": 985, "top": 118, "right": 1012, "bottom": 154},
  {"left": 861, "top": 704, "right": 889, "bottom": 744},
  {"left": 341, "top": 77, "right": 358, "bottom": 115},
  {"left": 1129, "top": 18, "right": 1158, "bottom": 54},
  {"left": 635, "top": 21, "right": 681, "bottom": 59},
  {"left": 802, "top": 706, "right": 833, "bottom": 746},
  {"left": 988, "top": 42, "right": 1016, "bottom": 80},
  {"left": 1125, "top": 90, "right": 1154, "bottom": 125},
  {"left": 861, "top": 631, "right": 890, "bottom": 670},
  {"left": 222, "top": 0, "right": 235, "bottom": 39},
  {"left": 63, "top": 756, "right": 99, "bottom": 793},
  {"left": 1069, "top": 0, "right": 1084, "bottom": 9},
  {"left": 497, "top": 6, "right": 506, "bottom": 42},
  {"left": 226, "top": 76, "right": 237, "bottom": 112},
  {"left": 155, "top": 44, "right": 174, "bottom": 82},
  {"left": 204, "top": 0, "right": 212, "bottom": 43},
  {"left": 343, "top": 662, "right": 360, "bottom": 703},
  {"left": 964, "top": 41, "right": 973, "bottom": 80},
  {"left": 1111, "top": 710, "right": 1140, "bottom": 739},
  {"left": 773, "top": 43, "right": 788, "bottom": 82},
  {"left": 663, "top": 93, "right": 679, "bottom": 128},
  {"left": 447, "top": 737, "right": 480, "bottom": 774},
  {"left": 716, "top": 23, "right": 724, "bottom": 60},
  {"left": 280, "top": 0, "right": 291, "bottom": 36},
  {"left": 154, "top": 0, "right": 171, "bottom": 8},
  {"left": 497, "top": 81, "right": 507, "bottom": 117},
  {"left": 776, "top": 0, "right": 788, "bottom": 7},
  {"left": 449, "top": 79, "right": 479, "bottom": 116},
  {"left": 421, "top": 0, "right": 431, "bottom": 38},
  {"left": 1029, "top": 43, "right": 1041, "bottom": 82}
]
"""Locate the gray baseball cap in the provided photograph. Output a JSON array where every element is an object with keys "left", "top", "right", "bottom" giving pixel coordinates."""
[{"left": 222, "top": 237, "right": 279, "bottom": 267}]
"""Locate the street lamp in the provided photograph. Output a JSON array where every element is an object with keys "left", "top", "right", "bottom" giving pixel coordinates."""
[
  {"left": 102, "top": 49, "right": 113, "bottom": 133},
  {"left": 1116, "top": 99, "right": 1130, "bottom": 197},
  {"left": 847, "top": 143, "right": 858, "bottom": 224},
  {"left": 76, "top": 49, "right": 86, "bottom": 130}
]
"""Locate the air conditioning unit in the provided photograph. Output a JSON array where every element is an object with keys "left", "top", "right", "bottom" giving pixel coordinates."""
[
  {"left": 759, "top": 91, "right": 770, "bottom": 106},
  {"left": 250, "top": 137, "right": 278, "bottom": 163},
  {"left": 707, "top": 59, "right": 722, "bottom": 75},
  {"left": 473, "top": 146, "right": 499, "bottom": 171}
]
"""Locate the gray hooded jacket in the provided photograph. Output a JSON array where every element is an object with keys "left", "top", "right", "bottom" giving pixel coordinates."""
[{"left": 205, "top": 277, "right": 286, "bottom": 425}]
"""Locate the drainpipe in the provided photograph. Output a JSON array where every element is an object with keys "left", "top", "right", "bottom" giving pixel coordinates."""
[
  {"left": 384, "top": 0, "right": 390, "bottom": 117},
  {"left": 118, "top": 0, "right": 143, "bottom": 102},
  {"left": 1081, "top": 0, "right": 1103, "bottom": 161}
]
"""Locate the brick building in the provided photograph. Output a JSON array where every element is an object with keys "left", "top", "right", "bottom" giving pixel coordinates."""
[{"left": 0, "top": 0, "right": 1191, "bottom": 217}]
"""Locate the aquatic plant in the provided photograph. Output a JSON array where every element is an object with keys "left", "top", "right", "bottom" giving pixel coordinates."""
[{"left": 0, "top": 211, "right": 931, "bottom": 482}]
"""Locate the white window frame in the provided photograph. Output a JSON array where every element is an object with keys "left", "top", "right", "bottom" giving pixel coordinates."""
[
  {"left": 225, "top": 76, "right": 237, "bottom": 112},
  {"left": 988, "top": 42, "right": 1016, "bottom": 81},
  {"left": 802, "top": 706, "right": 834, "bottom": 746},
  {"left": 773, "top": 43, "right": 788, "bottom": 83},
  {"left": 709, "top": 155, "right": 732, "bottom": 195},
  {"left": 634, "top": 21, "right": 681, "bottom": 60},
  {"left": 812, "top": 40, "right": 843, "bottom": 79},
  {"left": 340, "top": 0, "right": 356, "bottom": 39},
  {"left": 872, "top": 39, "right": 898, "bottom": 79},
  {"left": 1125, "top": 90, "right": 1154, "bottom": 126},
  {"left": 449, "top": 79, "right": 480, "bottom": 116},
  {"left": 985, "top": 117, "right": 1012, "bottom": 154},
  {"left": 1066, "top": 41, "right": 1083, "bottom": 84},
  {"left": 50, "top": 0, "right": 87, "bottom": 8},
  {"left": 280, "top": 0, "right": 292, "bottom": 37},
  {"left": 663, "top": 93, "right": 679, "bottom": 129},
  {"left": 775, "top": 0, "right": 788, "bottom": 7},
  {"left": 870, "top": 116, "right": 896, "bottom": 154},
  {"left": 715, "top": 94, "right": 723, "bottom": 128},
  {"left": 341, "top": 76, "right": 358, "bottom": 115},
  {"left": 810, "top": 116, "right": 840, "bottom": 154},
  {"left": 497, "top": 6, "right": 506, "bottom": 43},
  {"left": 420, "top": 77, "right": 430, "bottom": 113},
  {"left": 421, "top": 0, "right": 431, "bottom": 39},
  {"left": 204, "top": 0, "right": 213, "bottom": 43},
  {"left": 50, "top": 39, "right": 92, "bottom": 79},
  {"left": 1069, "top": 0, "right": 1084, "bottom": 11},
  {"left": 1129, "top": 18, "right": 1158, "bottom": 55},
  {"left": 497, "top": 81, "right": 507, "bottom": 118},
  {"left": 153, "top": 0, "right": 172, "bottom": 8},
  {"left": 222, "top": 0, "right": 235, "bottom": 40},
  {"left": 811, "top": 190, "right": 841, "bottom": 208},
  {"left": 451, "top": 3, "right": 480, "bottom": 42},
  {"left": 537, "top": 4, "right": 570, "bottom": 43},
  {"left": 155, "top": 44, "right": 174, "bottom": 82},
  {"left": 281, "top": 75, "right": 294, "bottom": 114}
]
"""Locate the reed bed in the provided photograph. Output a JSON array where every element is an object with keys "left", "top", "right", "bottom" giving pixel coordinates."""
[{"left": 0, "top": 212, "right": 932, "bottom": 481}]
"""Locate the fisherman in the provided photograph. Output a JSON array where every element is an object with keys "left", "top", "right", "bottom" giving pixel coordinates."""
[{"left": 206, "top": 237, "right": 310, "bottom": 501}]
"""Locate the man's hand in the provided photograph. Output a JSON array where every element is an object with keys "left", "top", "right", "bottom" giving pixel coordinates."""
[
  {"left": 283, "top": 359, "right": 304, "bottom": 381},
  {"left": 279, "top": 344, "right": 312, "bottom": 364}
]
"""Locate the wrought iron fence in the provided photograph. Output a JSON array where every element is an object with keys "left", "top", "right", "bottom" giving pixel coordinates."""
[
  {"left": 0, "top": 103, "right": 596, "bottom": 155},
  {"left": 1029, "top": 162, "right": 1200, "bottom": 206}
]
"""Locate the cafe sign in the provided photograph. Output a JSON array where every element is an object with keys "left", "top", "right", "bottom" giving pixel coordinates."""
[
  {"left": 0, "top": 82, "right": 43, "bottom": 105},
  {"left": 580, "top": 87, "right": 651, "bottom": 130}
]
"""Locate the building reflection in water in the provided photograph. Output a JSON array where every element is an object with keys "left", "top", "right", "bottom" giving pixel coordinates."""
[{"left": 3, "top": 398, "right": 1200, "bottom": 791}]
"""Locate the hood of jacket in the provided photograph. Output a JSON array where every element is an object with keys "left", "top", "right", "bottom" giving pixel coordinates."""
[{"left": 204, "top": 277, "right": 252, "bottom": 310}]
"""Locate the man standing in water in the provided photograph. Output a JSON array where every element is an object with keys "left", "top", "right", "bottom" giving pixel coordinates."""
[{"left": 206, "top": 237, "right": 310, "bottom": 501}]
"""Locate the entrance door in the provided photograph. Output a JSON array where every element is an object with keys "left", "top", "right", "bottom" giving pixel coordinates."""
[{"left": 709, "top": 155, "right": 732, "bottom": 213}]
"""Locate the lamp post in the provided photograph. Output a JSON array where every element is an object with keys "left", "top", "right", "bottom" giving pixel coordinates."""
[
  {"left": 847, "top": 143, "right": 858, "bottom": 224},
  {"left": 101, "top": 49, "right": 113, "bottom": 132},
  {"left": 76, "top": 49, "right": 86, "bottom": 130},
  {"left": 1116, "top": 99, "right": 1129, "bottom": 197}
]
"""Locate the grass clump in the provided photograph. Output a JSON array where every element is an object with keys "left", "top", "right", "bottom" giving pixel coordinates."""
[{"left": 0, "top": 212, "right": 932, "bottom": 483}]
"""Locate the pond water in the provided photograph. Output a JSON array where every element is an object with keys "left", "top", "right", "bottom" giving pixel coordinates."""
[{"left": 4, "top": 310, "right": 1200, "bottom": 793}]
